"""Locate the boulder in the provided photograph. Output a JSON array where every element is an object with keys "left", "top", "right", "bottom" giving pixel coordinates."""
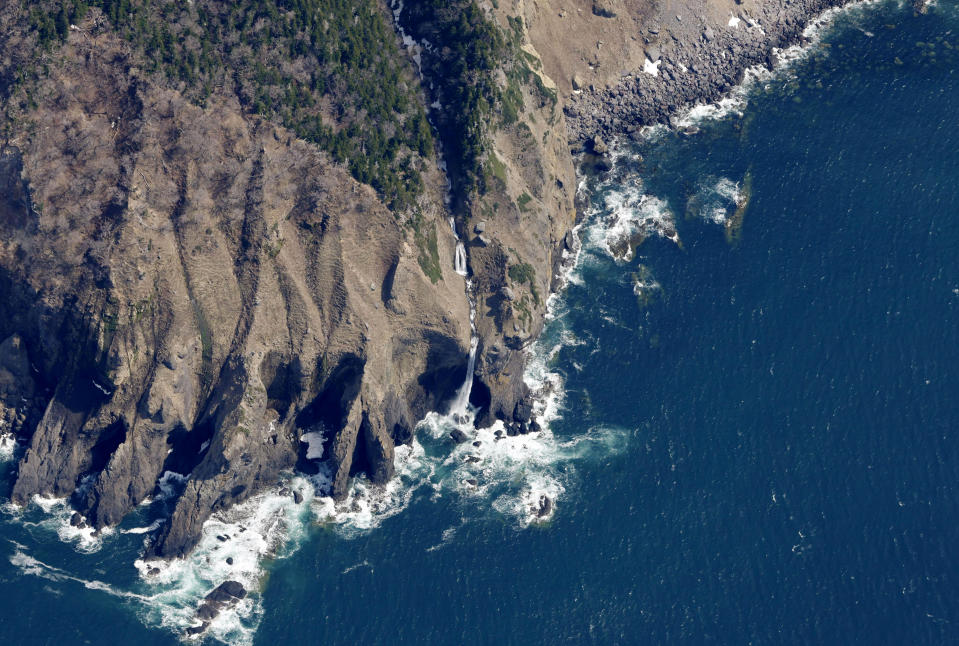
[
  {"left": 473, "top": 221, "right": 486, "bottom": 234},
  {"left": 535, "top": 495, "right": 553, "bottom": 518},
  {"left": 703, "top": 26, "right": 715, "bottom": 42},
  {"left": 571, "top": 74, "right": 585, "bottom": 91},
  {"left": 205, "top": 580, "right": 246, "bottom": 604},
  {"left": 449, "top": 429, "right": 469, "bottom": 444},
  {"left": 593, "top": 156, "right": 613, "bottom": 173},
  {"left": 514, "top": 398, "right": 534, "bottom": 422},
  {"left": 292, "top": 490, "right": 303, "bottom": 504},
  {"left": 591, "top": 2, "right": 617, "bottom": 18},
  {"left": 590, "top": 135, "right": 609, "bottom": 155}
]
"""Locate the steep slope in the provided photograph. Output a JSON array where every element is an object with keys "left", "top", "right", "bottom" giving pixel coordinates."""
[{"left": 0, "top": 19, "right": 470, "bottom": 557}]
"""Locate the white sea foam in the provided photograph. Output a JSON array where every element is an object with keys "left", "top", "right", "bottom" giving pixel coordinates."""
[
  {"left": 310, "top": 440, "right": 434, "bottom": 537},
  {"left": 123, "top": 519, "right": 165, "bottom": 535},
  {"left": 0, "top": 431, "right": 16, "bottom": 462},
  {"left": 633, "top": 266, "right": 663, "bottom": 303},
  {"left": 586, "top": 185, "right": 678, "bottom": 261},
  {"left": 21, "top": 495, "right": 114, "bottom": 554},
  {"left": 689, "top": 176, "right": 744, "bottom": 225},
  {"left": 300, "top": 430, "right": 325, "bottom": 460},
  {"left": 674, "top": 0, "right": 885, "bottom": 129},
  {"left": 135, "top": 478, "right": 315, "bottom": 644},
  {"left": 341, "top": 559, "right": 374, "bottom": 574},
  {"left": 10, "top": 544, "right": 147, "bottom": 601},
  {"left": 156, "top": 471, "right": 187, "bottom": 502}
]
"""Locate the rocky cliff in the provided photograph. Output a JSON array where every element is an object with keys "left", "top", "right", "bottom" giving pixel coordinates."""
[
  {"left": 0, "top": 0, "right": 857, "bottom": 559},
  {"left": 0, "top": 16, "right": 473, "bottom": 558}
]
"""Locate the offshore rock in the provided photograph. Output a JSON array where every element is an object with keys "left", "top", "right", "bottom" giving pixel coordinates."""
[{"left": 190, "top": 580, "right": 247, "bottom": 632}]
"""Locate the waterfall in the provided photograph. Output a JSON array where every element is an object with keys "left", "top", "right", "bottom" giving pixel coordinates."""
[
  {"left": 447, "top": 216, "right": 478, "bottom": 420},
  {"left": 449, "top": 326, "right": 478, "bottom": 419},
  {"left": 392, "top": 0, "right": 477, "bottom": 420},
  {"left": 454, "top": 242, "right": 468, "bottom": 277}
]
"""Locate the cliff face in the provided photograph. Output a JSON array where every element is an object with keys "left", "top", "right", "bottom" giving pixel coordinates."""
[{"left": 0, "top": 25, "right": 470, "bottom": 557}]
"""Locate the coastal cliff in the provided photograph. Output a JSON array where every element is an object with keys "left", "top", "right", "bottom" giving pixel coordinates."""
[{"left": 0, "top": 0, "right": 858, "bottom": 561}]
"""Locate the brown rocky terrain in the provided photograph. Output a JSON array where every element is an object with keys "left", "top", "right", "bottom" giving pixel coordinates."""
[{"left": 0, "top": 23, "right": 472, "bottom": 558}]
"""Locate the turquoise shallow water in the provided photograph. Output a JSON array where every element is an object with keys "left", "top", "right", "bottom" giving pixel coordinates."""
[{"left": 2, "top": 1, "right": 959, "bottom": 643}]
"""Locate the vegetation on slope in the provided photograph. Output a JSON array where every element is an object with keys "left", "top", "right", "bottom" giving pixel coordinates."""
[
  {"left": 395, "top": 1, "right": 555, "bottom": 207},
  {"left": 24, "top": 0, "right": 434, "bottom": 212}
]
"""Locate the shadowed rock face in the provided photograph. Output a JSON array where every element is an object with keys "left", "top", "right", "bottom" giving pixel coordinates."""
[{"left": 0, "top": 29, "right": 471, "bottom": 558}]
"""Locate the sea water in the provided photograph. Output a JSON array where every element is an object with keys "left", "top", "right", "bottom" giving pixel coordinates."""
[{"left": 2, "top": 1, "right": 958, "bottom": 643}]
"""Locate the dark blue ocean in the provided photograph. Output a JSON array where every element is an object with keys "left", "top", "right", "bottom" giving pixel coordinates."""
[{"left": 2, "top": 1, "right": 959, "bottom": 643}]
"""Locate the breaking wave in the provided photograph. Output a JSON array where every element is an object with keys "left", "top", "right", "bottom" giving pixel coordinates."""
[
  {"left": 688, "top": 176, "right": 746, "bottom": 225},
  {"left": 0, "top": 432, "right": 16, "bottom": 463},
  {"left": 584, "top": 184, "right": 678, "bottom": 262}
]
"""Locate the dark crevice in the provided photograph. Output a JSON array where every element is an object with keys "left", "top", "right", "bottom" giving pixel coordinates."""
[
  {"left": 85, "top": 419, "right": 128, "bottom": 477},
  {"left": 259, "top": 352, "right": 302, "bottom": 422},
  {"left": 416, "top": 331, "right": 469, "bottom": 414},
  {"left": 468, "top": 375, "right": 491, "bottom": 414},
  {"left": 296, "top": 354, "right": 365, "bottom": 433},
  {"left": 349, "top": 413, "right": 372, "bottom": 478},
  {"left": 162, "top": 419, "right": 214, "bottom": 477}
]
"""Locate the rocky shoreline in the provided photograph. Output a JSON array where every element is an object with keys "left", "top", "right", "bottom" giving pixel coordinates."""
[{"left": 564, "top": 0, "right": 860, "bottom": 144}]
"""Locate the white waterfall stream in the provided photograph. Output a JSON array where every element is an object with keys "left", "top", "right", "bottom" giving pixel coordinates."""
[
  {"left": 447, "top": 214, "right": 478, "bottom": 420},
  {"left": 448, "top": 296, "right": 478, "bottom": 419},
  {"left": 453, "top": 241, "right": 468, "bottom": 277},
  {"left": 392, "top": 2, "right": 477, "bottom": 419}
]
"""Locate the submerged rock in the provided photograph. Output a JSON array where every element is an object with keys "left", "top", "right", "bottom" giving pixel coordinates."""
[{"left": 535, "top": 495, "right": 553, "bottom": 518}]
